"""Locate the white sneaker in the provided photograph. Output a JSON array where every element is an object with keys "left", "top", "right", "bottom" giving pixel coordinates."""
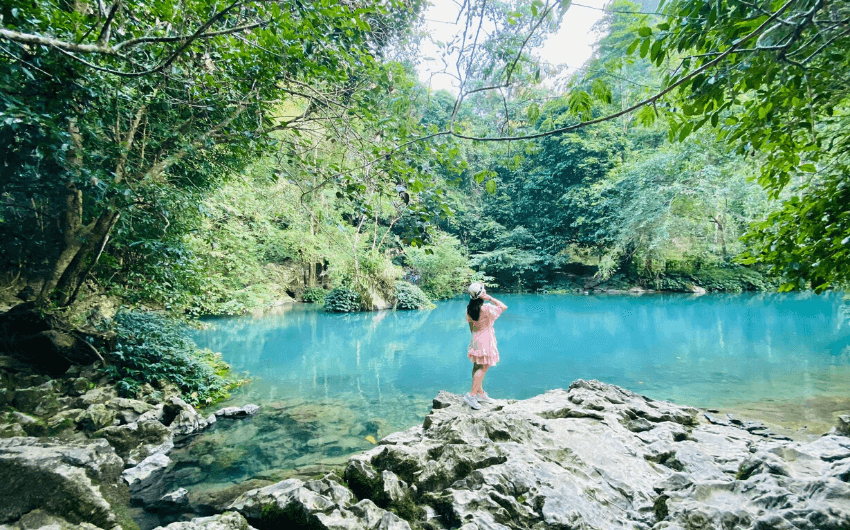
[
  {"left": 476, "top": 392, "right": 493, "bottom": 404},
  {"left": 463, "top": 393, "right": 482, "bottom": 410}
]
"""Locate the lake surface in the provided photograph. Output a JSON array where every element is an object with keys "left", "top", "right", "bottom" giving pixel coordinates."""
[{"left": 176, "top": 292, "right": 850, "bottom": 497}]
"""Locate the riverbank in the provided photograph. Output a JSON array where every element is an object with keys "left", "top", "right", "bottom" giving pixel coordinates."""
[{"left": 2, "top": 357, "right": 848, "bottom": 529}]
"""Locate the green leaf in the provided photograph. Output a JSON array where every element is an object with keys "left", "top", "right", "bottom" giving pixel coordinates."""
[
  {"left": 638, "top": 27, "right": 653, "bottom": 37},
  {"left": 639, "top": 38, "right": 650, "bottom": 58},
  {"left": 485, "top": 180, "right": 497, "bottom": 194}
]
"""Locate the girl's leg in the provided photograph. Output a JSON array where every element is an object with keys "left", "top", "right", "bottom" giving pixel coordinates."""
[{"left": 470, "top": 363, "right": 490, "bottom": 395}]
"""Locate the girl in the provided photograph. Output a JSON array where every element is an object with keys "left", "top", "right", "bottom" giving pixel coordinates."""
[{"left": 463, "top": 282, "right": 507, "bottom": 409}]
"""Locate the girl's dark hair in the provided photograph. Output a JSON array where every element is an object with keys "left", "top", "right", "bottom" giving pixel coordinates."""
[{"left": 467, "top": 298, "right": 484, "bottom": 321}]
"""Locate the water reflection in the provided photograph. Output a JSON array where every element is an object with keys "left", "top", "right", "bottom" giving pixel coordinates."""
[{"left": 196, "top": 293, "right": 850, "bottom": 410}]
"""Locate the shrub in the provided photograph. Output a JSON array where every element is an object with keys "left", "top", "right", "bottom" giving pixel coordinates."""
[
  {"left": 324, "top": 287, "right": 361, "bottom": 313},
  {"left": 394, "top": 281, "right": 435, "bottom": 310},
  {"left": 302, "top": 287, "right": 328, "bottom": 303},
  {"left": 102, "top": 310, "right": 244, "bottom": 406}
]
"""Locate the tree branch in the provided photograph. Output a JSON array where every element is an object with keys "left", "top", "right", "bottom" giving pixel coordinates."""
[{"left": 447, "top": 0, "right": 798, "bottom": 142}]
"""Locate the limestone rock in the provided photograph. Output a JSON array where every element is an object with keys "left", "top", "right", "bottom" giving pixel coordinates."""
[
  {"left": 96, "top": 420, "right": 173, "bottom": 464},
  {"left": 0, "top": 422, "right": 26, "bottom": 438},
  {"left": 150, "top": 511, "right": 256, "bottom": 530},
  {"left": 330, "top": 380, "right": 850, "bottom": 530},
  {"left": 12, "top": 382, "right": 60, "bottom": 417},
  {"left": 108, "top": 397, "right": 155, "bottom": 424},
  {"left": 836, "top": 415, "right": 850, "bottom": 437},
  {"left": 46, "top": 408, "right": 85, "bottom": 433},
  {"left": 153, "top": 488, "right": 190, "bottom": 514},
  {"left": 123, "top": 452, "right": 172, "bottom": 505},
  {"left": 0, "top": 437, "right": 123, "bottom": 528},
  {"left": 0, "top": 509, "right": 101, "bottom": 529},
  {"left": 0, "top": 387, "right": 12, "bottom": 407},
  {"left": 228, "top": 474, "right": 410, "bottom": 530},
  {"left": 77, "top": 403, "right": 118, "bottom": 432},
  {"left": 80, "top": 387, "right": 118, "bottom": 407},
  {"left": 214, "top": 404, "right": 260, "bottom": 419},
  {"left": 165, "top": 397, "right": 215, "bottom": 436}
]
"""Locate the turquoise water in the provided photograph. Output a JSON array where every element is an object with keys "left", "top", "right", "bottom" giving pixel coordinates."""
[{"left": 179, "top": 292, "right": 850, "bottom": 490}]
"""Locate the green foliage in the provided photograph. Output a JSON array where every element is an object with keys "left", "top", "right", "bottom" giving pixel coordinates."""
[
  {"left": 302, "top": 288, "right": 328, "bottom": 304},
  {"left": 103, "top": 310, "right": 244, "bottom": 406},
  {"left": 404, "top": 233, "right": 473, "bottom": 299},
  {"left": 324, "top": 287, "right": 362, "bottom": 313},
  {"left": 644, "top": 264, "right": 777, "bottom": 293},
  {"left": 635, "top": 0, "right": 850, "bottom": 290},
  {"left": 0, "top": 0, "right": 425, "bottom": 308},
  {"left": 393, "top": 281, "right": 434, "bottom": 310}
]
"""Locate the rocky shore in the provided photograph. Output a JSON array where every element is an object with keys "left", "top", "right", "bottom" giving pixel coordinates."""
[{"left": 2, "top": 362, "right": 849, "bottom": 529}]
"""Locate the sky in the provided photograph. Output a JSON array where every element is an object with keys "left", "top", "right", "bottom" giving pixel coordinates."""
[{"left": 416, "top": 0, "right": 609, "bottom": 92}]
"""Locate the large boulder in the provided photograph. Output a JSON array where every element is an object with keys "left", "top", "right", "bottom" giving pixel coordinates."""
[
  {"left": 331, "top": 380, "right": 850, "bottom": 530},
  {"left": 0, "top": 437, "right": 124, "bottom": 529}
]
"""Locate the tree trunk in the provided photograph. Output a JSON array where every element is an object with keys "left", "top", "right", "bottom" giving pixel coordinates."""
[
  {"left": 713, "top": 213, "right": 727, "bottom": 259},
  {"left": 36, "top": 202, "right": 120, "bottom": 308},
  {"left": 56, "top": 209, "right": 120, "bottom": 305}
]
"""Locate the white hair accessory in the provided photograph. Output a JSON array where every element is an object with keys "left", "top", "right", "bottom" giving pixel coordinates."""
[{"left": 468, "top": 282, "right": 485, "bottom": 299}]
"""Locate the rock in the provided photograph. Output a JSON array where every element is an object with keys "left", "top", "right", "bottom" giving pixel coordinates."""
[
  {"left": 0, "top": 388, "right": 13, "bottom": 407},
  {"left": 0, "top": 509, "right": 101, "bottom": 529},
  {"left": 321, "top": 380, "right": 850, "bottom": 530},
  {"left": 96, "top": 420, "right": 173, "bottom": 465},
  {"left": 0, "top": 437, "right": 123, "bottom": 528},
  {"left": 165, "top": 397, "right": 215, "bottom": 436},
  {"left": 80, "top": 387, "right": 118, "bottom": 407},
  {"left": 154, "top": 487, "right": 190, "bottom": 514},
  {"left": 77, "top": 403, "right": 118, "bottom": 432},
  {"left": 379, "top": 470, "right": 409, "bottom": 504},
  {"left": 0, "top": 422, "right": 26, "bottom": 438},
  {"left": 150, "top": 511, "right": 257, "bottom": 530},
  {"left": 12, "top": 382, "right": 61, "bottom": 417},
  {"left": 64, "top": 377, "right": 92, "bottom": 396},
  {"left": 188, "top": 479, "right": 274, "bottom": 516},
  {"left": 228, "top": 475, "right": 410, "bottom": 530},
  {"left": 836, "top": 415, "right": 850, "bottom": 437},
  {"left": 139, "top": 403, "right": 167, "bottom": 423},
  {"left": 214, "top": 404, "right": 260, "bottom": 419},
  {"left": 46, "top": 408, "right": 85, "bottom": 433},
  {"left": 108, "top": 397, "right": 155, "bottom": 424},
  {"left": 10, "top": 412, "right": 45, "bottom": 437},
  {"left": 122, "top": 452, "right": 172, "bottom": 504}
]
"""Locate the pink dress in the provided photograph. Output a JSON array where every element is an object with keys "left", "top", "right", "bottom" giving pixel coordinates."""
[{"left": 466, "top": 304, "right": 505, "bottom": 366}]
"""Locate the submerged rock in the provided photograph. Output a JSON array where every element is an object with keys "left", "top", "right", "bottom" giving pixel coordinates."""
[
  {"left": 214, "top": 404, "right": 260, "bottom": 419},
  {"left": 225, "top": 380, "right": 850, "bottom": 530}
]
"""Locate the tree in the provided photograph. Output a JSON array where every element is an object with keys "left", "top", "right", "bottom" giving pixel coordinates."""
[
  {"left": 0, "top": 0, "right": 422, "bottom": 307},
  {"left": 628, "top": 0, "right": 850, "bottom": 290}
]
